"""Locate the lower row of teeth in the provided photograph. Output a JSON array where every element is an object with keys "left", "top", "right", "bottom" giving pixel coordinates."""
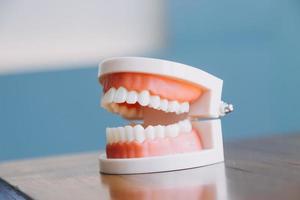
[
  {"left": 101, "top": 87, "right": 190, "bottom": 114},
  {"left": 106, "top": 120, "right": 192, "bottom": 144}
]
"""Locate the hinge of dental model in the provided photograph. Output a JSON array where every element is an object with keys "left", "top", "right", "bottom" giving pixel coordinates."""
[
  {"left": 219, "top": 101, "right": 234, "bottom": 117},
  {"left": 190, "top": 101, "right": 234, "bottom": 121}
]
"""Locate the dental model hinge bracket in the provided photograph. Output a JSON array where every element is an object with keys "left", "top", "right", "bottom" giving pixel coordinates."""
[{"left": 219, "top": 101, "right": 234, "bottom": 117}]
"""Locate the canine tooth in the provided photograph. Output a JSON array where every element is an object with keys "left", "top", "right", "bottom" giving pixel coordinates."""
[
  {"left": 118, "top": 127, "right": 126, "bottom": 142},
  {"left": 180, "top": 102, "right": 190, "bottom": 113},
  {"left": 178, "top": 120, "right": 192, "bottom": 133},
  {"left": 138, "top": 90, "right": 150, "bottom": 106},
  {"left": 165, "top": 124, "right": 179, "bottom": 138},
  {"left": 125, "top": 125, "right": 134, "bottom": 141},
  {"left": 133, "top": 124, "right": 145, "bottom": 142},
  {"left": 114, "top": 87, "right": 127, "bottom": 103},
  {"left": 145, "top": 125, "right": 155, "bottom": 140},
  {"left": 126, "top": 91, "right": 138, "bottom": 104},
  {"left": 168, "top": 101, "right": 180, "bottom": 113},
  {"left": 102, "top": 87, "right": 116, "bottom": 105},
  {"left": 155, "top": 125, "right": 165, "bottom": 138},
  {"left": 149, "top": 96, "right": 160, "bottom": 109},
  {"left": 160, "top": 99, "right": 168, "bottom": 112}
]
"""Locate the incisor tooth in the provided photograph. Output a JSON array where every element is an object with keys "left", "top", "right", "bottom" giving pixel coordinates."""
[
  {"left": 126, "top": 91, "right": 138, "bottom": 104},
  {"left": 145, "top": 125, "right": 155, "bottom": 140},
  {"left": 114, "top": 87, "right": 127, "bottom": 103},
  {"left": 138, "top": 90, "right": 150, "bottom": 106},
  {"left": 133, "top": 125, "right": 145, "bottom": 142}
]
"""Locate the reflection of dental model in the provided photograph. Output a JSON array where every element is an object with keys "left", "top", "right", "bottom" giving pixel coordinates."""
[
  {"left": 98, "top": 57, "right": 233, "bottom": 174},
  {"left": 101, "top": 163, "right": 228, "bottom": 200}
]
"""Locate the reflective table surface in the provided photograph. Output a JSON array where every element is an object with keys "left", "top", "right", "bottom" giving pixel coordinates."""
[{"left": 0, "top": 134, "right": 300, "bottom": 200}]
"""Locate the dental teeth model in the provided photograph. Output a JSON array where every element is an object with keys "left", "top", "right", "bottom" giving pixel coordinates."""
[{"left": 98, "top": 57, "right": 233, "bottom": 174}]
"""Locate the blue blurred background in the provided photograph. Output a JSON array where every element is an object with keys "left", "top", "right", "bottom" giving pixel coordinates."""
[{"left": 1, "top": 0, "right": 300, "bottom": 161}]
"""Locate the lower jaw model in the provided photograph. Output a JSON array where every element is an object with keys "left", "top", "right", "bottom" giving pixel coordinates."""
[{"left": 98, "top": 57, "right": 233, "bottom": 174}]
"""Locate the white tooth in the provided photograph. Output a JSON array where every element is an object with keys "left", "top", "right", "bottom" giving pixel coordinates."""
[
  {"left": 154, "top": 125, "right": 165, "bottom": 138},
  {"left": 102, "top": 88, "right": 116, "bottom": 104},
  {"left": 110, "top": 103, "right": 119, "bottom": 113},
  {"left": 106, "top": 128, "right": 112, "bottom": 144},
  {"left": 180, "top": 102, "right": 190, "bottom": 113},
  {"left": 178, "top": 120, "right": 192, "bottom": 133},
  {"left": 133, "top": 124, "right": 145, "bottom": 142},
  {"left": 114, "top": 87, "right": 127, "bottom": 103},
  {"left": 165, "top": 124, "right": 179, "bottom": 138},
  {"left": 138, "top": 90, "right": 150, "bottom": 106},
  {"left": 145, "top": 125, "right": 155, "bottom": 140},
  {"left": 126, "top": 91, "right": 138, "bottom": 104},
  {"left": 149, "top": 96, "right": 160, "bottom": 109},
  {"left": 160, "top": 99, "right": 169, "bottom": 112},
  {"left": 168, "top": 101, "right": 180, "bottom": 113},
  {"left": 112, "top": 128, "right": 119, "bottom": 143},
  {"left": 117, "top": 127, "right": 126, "bottom": 142},
  {"left": 125, "top": 125, "right": 134, "bottom": 142}
]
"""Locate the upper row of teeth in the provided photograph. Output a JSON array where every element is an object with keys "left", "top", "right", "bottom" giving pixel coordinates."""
[
  {"left": 101, "top": 87, "right": 190, "bottom": 114},
  {"left": 106, "top": 120, "right": 192, "bottom": 144}
]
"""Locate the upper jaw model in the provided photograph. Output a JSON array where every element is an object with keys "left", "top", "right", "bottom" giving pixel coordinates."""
[{"left": 98, "top": 57, "right": 233, "bottom": 174}]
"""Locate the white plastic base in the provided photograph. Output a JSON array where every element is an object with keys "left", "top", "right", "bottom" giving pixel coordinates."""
[
  {"left": 99, "top": 150, "right": 223, "bottom": 174},
  {"left": 99, "top": 120, "right": 223, "bottom": 174}
]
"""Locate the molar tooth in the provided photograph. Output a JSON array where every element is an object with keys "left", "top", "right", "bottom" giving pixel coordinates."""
[
  {"left": 154, "top": 125, "right": 165, "bottom": 138},
  {"left": 101, "top": 87, "right": 116, "bottom": 106},
  {"left": 168, "top": 100, "right": 180, "bottom": 113},
  {"left": 178, "top": 120, "right": 192, "bottom": 133},
  {"left": 138, "top": 90, "right": 150, "bottom": 106},
  {"left": 106, "top": 128, "right": 113, "bottom": 144},
  {"left": 125, "top": 125, "right": 134, "bottom": 142},
  {"left": 145, "top": 125, "right": 155, "bottom": 140},
  {"left": 114, "top": 87, "right": 127, "bottom": 103},
  {"left": 149, "top": 96, "right": 160, "bottom": 109},
  {"left": 160, "top": 99, "right": 169, "bottom": 112},
  {"left": 118, "top": 127, "right": 126, "bottom": 142},
  {"left": 165, "top": 124, "right": 179, "bottom": 138},
  {"left": 180, "top": 102, "right": 190, "bottom": 113},
  {"left": 126, "top": 91, "right": 138, "bottom": 104},
  {"left": 133, "top": 124, "right": 145, "bottom": 143}
]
